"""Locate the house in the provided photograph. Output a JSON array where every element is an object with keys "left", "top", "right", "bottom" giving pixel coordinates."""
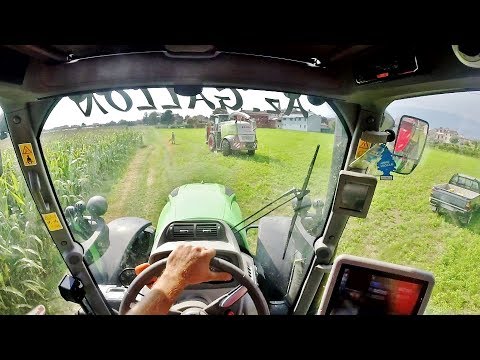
[
  {"left": 280, "top": 111, "right": 330, "bottom": 132},
  {"left": 243, "top": 110, "right": 278, "bottom": 128},
  {"left": 429, "top": 127, "right": 459, "bottom": 143}
]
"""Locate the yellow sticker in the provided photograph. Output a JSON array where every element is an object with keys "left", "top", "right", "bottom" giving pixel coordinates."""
[
  {"left": 18, "top": 143, "right": 37, "bottom": 166},
  {"left": 42, "top": 212, "right": 64, "bottom": 231},
  {"left": 355, "top": 139, "right": 372, "bottom": 159}
]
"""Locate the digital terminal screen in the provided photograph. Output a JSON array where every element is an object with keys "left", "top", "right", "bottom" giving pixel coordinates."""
[{"left": 325, "top": 264, "right": 430, "bottom": 315}]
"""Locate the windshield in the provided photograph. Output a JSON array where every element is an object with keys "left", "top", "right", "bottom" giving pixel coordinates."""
[{"left": 40, "top": 87, "right": 349, "bottom": 293}]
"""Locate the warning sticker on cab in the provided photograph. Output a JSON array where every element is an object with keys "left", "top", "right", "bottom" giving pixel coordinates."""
[
  {"left": 18, "top": 143, "right": 37, "bottom": 166},
  {"left": 42, "top": 212, "right": 63, "bottom": 231},
  {"left": 355, "top": 139, "right": 372, "bottom": 159}
]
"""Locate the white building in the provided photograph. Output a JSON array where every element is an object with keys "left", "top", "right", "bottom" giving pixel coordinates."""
[
  {"left": 429, "top": 127, "right": 459, "bottom": 143},
  {"left": 280, "top": 112, "right": 330, "bottom": 132}
]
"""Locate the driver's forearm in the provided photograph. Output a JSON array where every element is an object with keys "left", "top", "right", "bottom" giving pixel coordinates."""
[{"left": 127, "top": 272, "right": 186, "bottom": 315}]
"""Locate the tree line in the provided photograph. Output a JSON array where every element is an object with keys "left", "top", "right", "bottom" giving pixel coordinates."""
[
  {"left": 142, "top": 110, "right": 210, "bottom": 128},
  {"left": 429, "top": 139, "right": 480, "bottom": 158}
]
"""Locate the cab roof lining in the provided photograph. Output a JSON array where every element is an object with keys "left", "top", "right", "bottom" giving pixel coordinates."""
[{"left": 1, "top": 44, "right": 479, "bottom": 113}]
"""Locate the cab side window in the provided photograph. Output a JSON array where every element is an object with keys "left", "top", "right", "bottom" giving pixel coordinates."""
[
  {"left": 463, "top": 179, "right": 474, "bottom": 191},
  {"left": 471, "top": 181, "right": 479, "bottom": 192}
]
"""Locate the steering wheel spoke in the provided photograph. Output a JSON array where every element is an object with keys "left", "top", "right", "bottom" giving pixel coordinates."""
[{"left": 204, "top": 285, "right": 248, "bottom": 315}]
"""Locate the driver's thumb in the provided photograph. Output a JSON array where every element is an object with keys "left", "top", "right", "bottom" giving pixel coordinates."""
[{"left": 209, "top": 271, "right": 233, "bottom": 282}]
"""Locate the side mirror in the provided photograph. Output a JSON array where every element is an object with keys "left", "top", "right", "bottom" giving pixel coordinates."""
[{"left": 393, "top": 115, "right": 429, "bottom": 174}]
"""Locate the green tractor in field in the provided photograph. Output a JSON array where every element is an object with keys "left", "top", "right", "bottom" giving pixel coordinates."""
[{"left": 206, "top": 111, "right": 257, "bottom": 156}]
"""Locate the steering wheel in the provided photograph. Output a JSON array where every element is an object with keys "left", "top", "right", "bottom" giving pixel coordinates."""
[{"left": 119, "top": 257, "right": 270, "bottom": 315}]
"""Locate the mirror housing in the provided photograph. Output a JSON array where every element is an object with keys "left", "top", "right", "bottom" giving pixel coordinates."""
[{"left": 393, "top": 115, "right": 429, "bottom": 174}]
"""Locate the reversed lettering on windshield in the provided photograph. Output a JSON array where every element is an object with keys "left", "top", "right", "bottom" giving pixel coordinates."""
[{"left": 68, "top": 88, "right": 309, "bottom": 119}]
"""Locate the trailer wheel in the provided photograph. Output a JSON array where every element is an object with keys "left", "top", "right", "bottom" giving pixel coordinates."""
[
  {"left": 247, "top": 150, "right": 255, "bottom": 156},
  {"left": 221, "top": 139, "right": 231, "bottom": 156},
  {"left": 208, "top": 134, "right": 216, "bottom": 152}
]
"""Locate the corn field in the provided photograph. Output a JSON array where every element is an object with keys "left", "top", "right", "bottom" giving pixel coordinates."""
[{"left": 0, "top": 127, "right": 143, "bottom": 314}]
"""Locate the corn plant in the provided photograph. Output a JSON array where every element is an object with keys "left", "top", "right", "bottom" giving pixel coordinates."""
[{"left": 0, "top": 127, "right": 143, "bottom": 314}]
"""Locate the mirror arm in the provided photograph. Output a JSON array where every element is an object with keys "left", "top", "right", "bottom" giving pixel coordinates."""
[{"left": 360, "top": 130, "right": 396, "bottom": 144}]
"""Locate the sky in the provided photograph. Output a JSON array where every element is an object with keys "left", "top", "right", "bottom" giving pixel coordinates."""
[
  {"left": 44, "top": 88, "right": 337, "bottom": 130},
  {"left": 386, "top": 91, "right": 480, "bottom": 139}
]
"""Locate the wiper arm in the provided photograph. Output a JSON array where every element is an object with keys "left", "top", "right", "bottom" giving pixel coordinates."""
[
  {"left": 233, "top": 144, "right": 319, "bottom": 242},
  {"left": 232, "top": 187, "right": 299, "bottom": 232},
  {"left": 233, "top": 193, "right": 301, "bottom": 235},
  {"left": 282, "top": 144, "right": 320, "bottom": 259}
]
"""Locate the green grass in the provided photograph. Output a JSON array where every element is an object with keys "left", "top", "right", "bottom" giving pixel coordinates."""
[{"left": 105, "top": 128, "right": 333, "bottom": 223}]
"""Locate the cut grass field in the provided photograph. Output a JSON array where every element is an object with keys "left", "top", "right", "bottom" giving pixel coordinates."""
[
  {"left": 105, "top": 128, "right": 334, "bottom": 224},
  {"left": 105, "top": 127, "right": 480, "bottom": 314}
]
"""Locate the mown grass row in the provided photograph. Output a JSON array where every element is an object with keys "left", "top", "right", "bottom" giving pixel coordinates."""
[{"left": 0, "top": 128, "right": 142, "bottom": 314}]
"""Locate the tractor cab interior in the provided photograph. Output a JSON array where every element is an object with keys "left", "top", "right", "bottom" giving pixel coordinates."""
[{"left": 1, "top": 44, "right": 480, "bottom": 315}]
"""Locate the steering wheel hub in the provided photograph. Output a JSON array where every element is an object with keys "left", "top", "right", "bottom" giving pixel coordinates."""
[{"left": 181, "top": 308, "right": 208, "bottom": 315}]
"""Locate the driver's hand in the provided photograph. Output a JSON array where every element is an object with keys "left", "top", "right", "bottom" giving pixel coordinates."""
[{"left": 161, "top": 244, "right": 232, "bottom": 288}]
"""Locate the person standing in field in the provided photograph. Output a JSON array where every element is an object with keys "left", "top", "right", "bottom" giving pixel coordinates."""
[{"left": 169, "top": 131, "right": 176, "bottom": 144}]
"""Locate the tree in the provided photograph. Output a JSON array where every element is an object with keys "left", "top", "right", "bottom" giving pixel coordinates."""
[
  {"left": 160, "top": 110, "right": 174, "bottom": 125},
  {"left": 450, "top": 136, "right": 459, "bottom": 144},
  {"left": 213, "top": 108, "right": 228, "bottom": 115},
  {"left": 186, "top": 116, "right": 197, "bottom": 128},
  {"left": 143, "top": 111, "right": 161, "bottom": 125},
  {"left": 472, "top": 140, "right": 480, "bottom": 151},
  {"left": 173, "top": 113, "right": 184, "bottom": 125},
  {"left": 328, "top": 120, "right": 336, "bottom": 133}
]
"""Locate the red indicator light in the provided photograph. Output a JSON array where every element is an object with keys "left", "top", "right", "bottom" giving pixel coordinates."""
[{"left": 376, "top": 72, "right": 389, "bottom": 79}]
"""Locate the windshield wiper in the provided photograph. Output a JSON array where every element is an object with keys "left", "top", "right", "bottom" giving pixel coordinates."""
[
  {"left": 232, "top": 187, "right": 305, "bottom": 234},
  {"left": 282, "top": 144, "right": 320, "bottom": 259},
  {"left": 232, "top": 144, "right": 320, "bottom": 259}
]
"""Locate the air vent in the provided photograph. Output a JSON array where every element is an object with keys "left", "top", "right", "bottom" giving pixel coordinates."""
[
  {"left": 172, "top": 224, "right": 194, "bottom": 240},
  {"left": 195, "top": 223, "right": 219, "bottom": 239},
  {"left": 247, "top": 265, "right": 253, "bottom": 278},
  {"left": 247, "top": 264, "right": 257, "bottom": 283}
]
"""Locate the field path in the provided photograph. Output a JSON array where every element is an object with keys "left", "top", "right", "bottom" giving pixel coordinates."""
[
  {"left": 104, "top": 127, "right": 334, "bottom": 226},
  {"left": 105, "top": 130, "right": 171, "bottom": 223}
]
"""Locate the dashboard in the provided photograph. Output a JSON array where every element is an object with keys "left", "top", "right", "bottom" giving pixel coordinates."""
[
  {"left": 101, "top": 219, "right": 259, "bottom": 314},
  {"left": 148, "top": 220, "right": 258, "bottom": 314},
  {"left": 150, "top": 220, "right": 253, "bottom": 289}
]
